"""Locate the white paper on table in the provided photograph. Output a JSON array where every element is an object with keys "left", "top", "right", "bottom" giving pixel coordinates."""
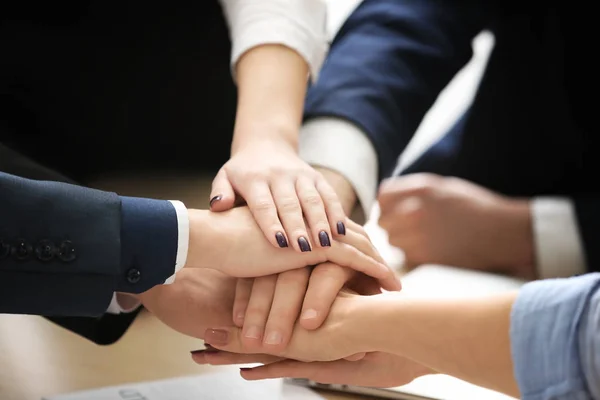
[{"left": 42, "top": 368, "right": 325, "bottom": 400}]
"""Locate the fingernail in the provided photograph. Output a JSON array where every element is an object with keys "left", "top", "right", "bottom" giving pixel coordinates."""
[
  {"left": 337, "top": 221, "right": 346, "bottom": 235},
  {"left": 301, "top": 309, "right": 318, "bottom": 320},
  {"left": 209, "top": 195, "right": 222, "bottom": 208},
  {"left": 318, "top": 231, "right": 331, "bottom": 247},
  {"left": 240, "top": 368, "right": 252, "bottom": 372},
  {"left": 244, "top": 326, "right": 261, "bottom": 340},
  {"left": 264, "top": 331, "right": 282, "bottom": 345},
  {"left": 298, "top": 237, "right": 311, "bottom": 252},
  {"left": 190, "top": 347, "right": 219, "bottom": 355},
  {"left": 275, "top": 232, "right": 288, "bottom": 248},
  {"left": 204, "top": 329, "right": 229, "bottom": 345}
]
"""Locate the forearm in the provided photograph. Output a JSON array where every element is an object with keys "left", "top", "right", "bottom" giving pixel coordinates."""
[
  {"left": 231, "top": 44, "right": 308, "bottom": 153},
  {"left": 363, "top": 294, "right": 519, "bottom": 397}
]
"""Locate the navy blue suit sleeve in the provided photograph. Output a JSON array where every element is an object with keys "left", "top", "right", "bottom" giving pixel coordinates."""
[
  {"left": 0, "top": 172, "right": 179, "bottom": 317},
  {"left": 304, "top": 0, "right": 497, "bottom": 179}
]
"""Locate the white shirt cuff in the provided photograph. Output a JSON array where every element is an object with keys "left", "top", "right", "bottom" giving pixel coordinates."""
[
  {"left": 163, "top": 200, "right": 189, "bottom": 284},
  {"left": 219, "top": 0, "right": 328, "bottom": 81},
  {"left": 532, "top": 197, "right": 587, "bottom": 279},
  {"left": 106, "top": 293, "right": 142, "bottom": 314},
  {"left": 299, "top": 118, "right": 379, "bottom": 218}
]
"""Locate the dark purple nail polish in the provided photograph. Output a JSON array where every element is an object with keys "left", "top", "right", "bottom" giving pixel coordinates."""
[
  {"left": 190, "top": 349, "right": 205, "bottom": 355},
  {"left": 319, "top": 231, "right": 331, "bottom": 247},
  {"left": 209, "top": 195, "right": 222, "bottom": 208},
  {"left": 240, "top": 368, "right": 252, "bottom": 372},
  {"left": 337, "top": 221, "right": 346, "bottom": 235},
  {"left": 298, "top": 237, "right": 311, "bottom": 252},
  {"left": 275, "top": 232, "right": 288, "bottom": 248}
]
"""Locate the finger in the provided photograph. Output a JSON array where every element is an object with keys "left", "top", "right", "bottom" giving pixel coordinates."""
[
  {"left": 379, "top": 196, "right": 424, "bottom": 233},
  {"left": 203, "top": 327, "right": 249, "bottom": 354},
  {"left": 347, "top": 274, "right": 383, "bottom": 295},
  {"left": 191, "top": 350, "right": 281, "bottom": 366},
  {"left": 270, "top": 178, "right": 310, "bottom": 253},
  {"left": 240, "top": 359, "right": 359, "bottom": 383},
  {"left": 209, "top": 169, "right": 236, "bottom": 211},
  {"left": 334, "top": 229, "right": 401, "bottom": 291},
  {"left": 296, "top": 176, "right": 333, "bottom": 249},
  {"left": 263, "top": 268, "right": 310, "bottom": 351},
  {"left": 241, "top": 275, "right": 277, "bottom": 350},
  {"left": 344, "top": 352, "right": 367, "bottom": 361},
  {"left": 315, "top": 178, "right": 348, "bottom": 236},
  {"left": 324, "top": 242, "right": 398, "bottom": 289},
  {"left": 232, "top": 279, "right": 253, "bottom": 327},
  {"left": 378, "top": 173, "right": 439, "bottom": 209},
  {"left": 245, "top": 182, "right": 289, "bottom": 249},
  {"left": 300, "top": 263, "right": 352, "bottom": 330}
]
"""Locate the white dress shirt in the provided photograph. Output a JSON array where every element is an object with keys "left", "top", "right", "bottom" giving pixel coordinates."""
[
  {"left": 107, "top": 0, "right": 328, "bottom": 314},
  {"left": 299, "top": 117, "right": 588, "bottom": 278}
]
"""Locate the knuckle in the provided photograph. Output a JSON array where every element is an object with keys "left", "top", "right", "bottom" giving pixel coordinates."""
[
  {"left": 278, "top": 199, "right": 302, "bottom": 213},
  {"left": 251, "top": 199, "right": 276, "bottom": 214},
  {"left": 301, "top": 193, "right": 323, "bottom": 207}
]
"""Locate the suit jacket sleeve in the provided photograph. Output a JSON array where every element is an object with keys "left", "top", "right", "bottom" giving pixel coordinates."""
[
  {"left": 0, "top": 171, "right": 179, "bottom": 318},
  {"left": 304, "top": 0, "right": 498, "bottom": 179}
]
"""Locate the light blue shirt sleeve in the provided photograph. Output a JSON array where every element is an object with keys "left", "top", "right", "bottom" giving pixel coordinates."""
[{"left": 511, "top": 273, "right": 600, "bottom": 400}]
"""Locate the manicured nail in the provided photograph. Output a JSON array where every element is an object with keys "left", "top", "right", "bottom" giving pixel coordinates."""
[
  {"left": 204, "top": 329, "right": 229, "bottom": 345},
  {"left": 318, "top": 231, "right": 331, "bottom": 247},
  {"left": 275, "top": 232, "right": 288, "bottom": 248},
  {"left": 240, "top": 368, "right": 252, "bottom": 372},
  {"left": 209, "top": 195, "right": 222, "bottom": 208},
  {"left": 337, "top": 221, "right": 346, "bottom": 235},
  {"left": 298, "top": 236, "right": 311, "bottom": 252},
  {"left": 244, "top": 326, "right": 261, "bottom": 340},
  {"left": 264, "top": 331, "right": 283, "bottom": 345},
  {"left": 301, "top": 309, "right": 318, "bottom": 320},
  {"left": 190, "top": 347, "right": 219, "bottom": 355}
]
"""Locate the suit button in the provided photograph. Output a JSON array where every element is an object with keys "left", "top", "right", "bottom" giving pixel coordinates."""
[
  {"left": 0, "top": 240, "right": 10, "bottom": 259},
  {"left": 13, "top": 239, "right": 32, "bottom": 260},
  {"left": 58, "top": 240, "right": 76, "bottom": 262},
  {"left": 126, "top": 268, "right": 141, "bottom": 284},
  {"left": 35, "top": 240, "right": 56, "bottom": 262}
]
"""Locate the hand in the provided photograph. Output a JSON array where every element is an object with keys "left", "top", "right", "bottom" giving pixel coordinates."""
[
  {"left": 187, "top": 207, "right": 400, "bottom": 289},
  {"left": 192, "top": 351, "right": 432, "bottom": 389},
  {"left": 231, "top": 263, "right": 384, "bottom": 354},
  {"left": 138, "top": 268, "right": 236, "bottom": 338},
  {"left": 210, "top": 140, "right": 348, "bottom": 252},
  {"left": 202, "top": 289, "right": 380, "bottom": 362},
  {"left": 378, "top": 174, "right": 535, "bottom": 279}
]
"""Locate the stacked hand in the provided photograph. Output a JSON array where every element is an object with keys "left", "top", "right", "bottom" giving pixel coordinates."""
[{"left": 192, "top": 289, "right": 433, "bottom": 388}]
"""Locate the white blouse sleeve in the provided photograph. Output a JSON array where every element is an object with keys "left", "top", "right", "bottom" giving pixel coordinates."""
[{"left": 218, "top": 0, "right": 328, "bottom": 81}]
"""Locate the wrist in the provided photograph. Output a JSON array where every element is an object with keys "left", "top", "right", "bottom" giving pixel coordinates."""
[
  {"left": 231, "top": 127, "right": 298, "bottom": 155},
  {"left": 495, "top": 198, "right": 536, "bottom": 279},
  {"left": 185, "top": 209, "right": 225, "bottom": 270}
]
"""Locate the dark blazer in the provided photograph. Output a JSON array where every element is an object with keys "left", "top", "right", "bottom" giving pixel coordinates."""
[
  {"left": 0, "top": 145, "right": 180, "bottom": 343},
  {"left": 304, "top": 1, "right": 598, "bottom": 269}
]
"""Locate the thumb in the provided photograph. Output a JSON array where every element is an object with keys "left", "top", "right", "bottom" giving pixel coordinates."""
[{"left": 209, "top": 169, "right": 236, "bottom": 211}]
